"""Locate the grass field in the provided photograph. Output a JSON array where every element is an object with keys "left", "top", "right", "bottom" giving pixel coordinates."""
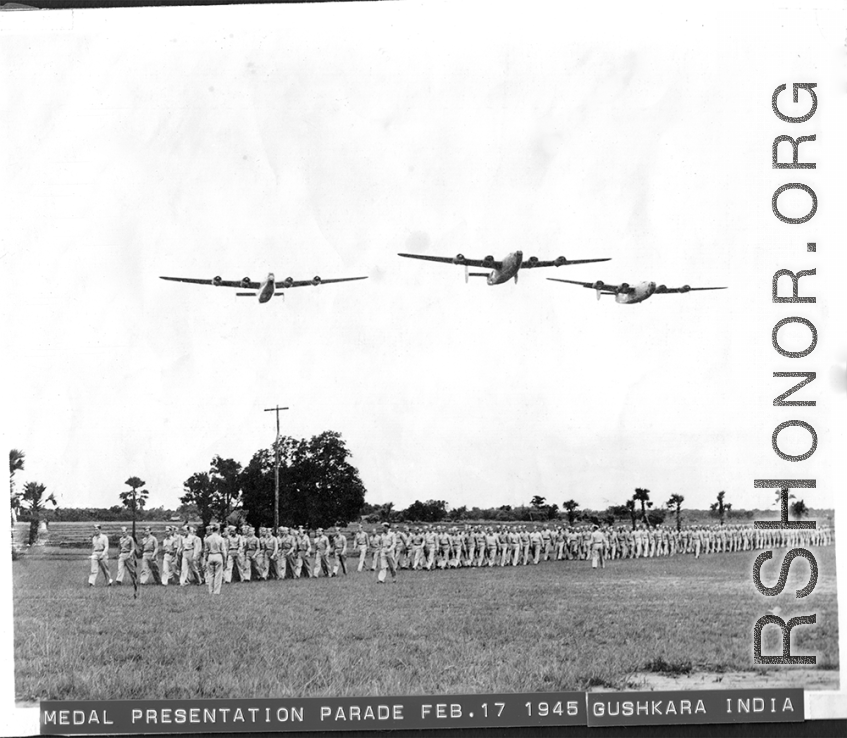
[{"left": 12, "top": 545, "right": 839, "bottom": 702}]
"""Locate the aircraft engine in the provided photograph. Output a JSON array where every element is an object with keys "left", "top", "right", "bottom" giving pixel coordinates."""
[
  {"left": 554, "top": 256, "right": 567, "bottom": 266},
  {"left": 240, "top": 276, "right": 252, "bottom": 288},
  {"left": 453, "top": 253, "right": 466, "bottom": 265},
  {"left": 617, "top": 282, "right": 630, "bottom": 293},
  {"left": 591, "top": 280, "right": 605, "bottom": 290},
  {"left": 212, "top": 275, "right": 223, "bottom": 286},
  {"left": 681, "top": 284, "right": 691, "bottom": 293},
  {"left": 655, "top": 284, "right": 668, "bottom": 293},
  {"left": 482, "top": 255, "right": 495, "bottom": 267},
  {"left": 283, "top": 276, "right": 294, "bottom": 287},
  {"left": 525, "top": 256, "right": 539, "bottom": 268},
  {"left": 312, "top": 275, "right": 322, "bottom": 285}
]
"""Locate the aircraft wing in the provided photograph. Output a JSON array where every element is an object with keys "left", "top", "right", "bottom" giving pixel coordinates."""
[
  {"left": 524, "top": 257, "right": 612, "bottom": 268},
  {"left": 547, "top": 278, "right": 622, "bottom": 292},
  {"left": 654, "top": 285, "right": 728, "bottom": 294},
  {"left": 274, "top": 276, "right": 369, "bottom": 288},
  {"left": 159, "top": 276, "right": 262, "bottom": 289},
  {"left": 397, "top": 253, "right": 501, "bottom": 269}
]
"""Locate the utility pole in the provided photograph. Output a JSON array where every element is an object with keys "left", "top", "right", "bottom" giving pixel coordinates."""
[{"left": 264, "top": 405, "right": 289, "bottom": 530}]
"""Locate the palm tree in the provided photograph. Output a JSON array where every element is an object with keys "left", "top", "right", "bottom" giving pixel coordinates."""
[
  {"left": 21, "top": 481, "right": 57, "bottom": 545},
  {"left": 120, "top": 476, "right": 149, "bottom": 539},
  {"left": 9, "top": 449, "right": 25, "bottom": 524},
  {"left": 633, "top": 488, "right": 653, "bottom": 526},
  {"left": 562, "top": 499, "right": 580, "bottom": 525},
  {"left": 666, "top": 493, "right": 685, "bottom": 531},
  {"left": 710, "top": 490, "right": 732, "bottom": 525}
]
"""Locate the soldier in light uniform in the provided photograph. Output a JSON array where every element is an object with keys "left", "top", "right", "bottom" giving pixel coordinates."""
[
  {"left": 410, "top": 528, "right": 426, "bottom": 570},
  {"left": 161, "top": 526, "right": 180, "bottom": 585},
  {"left": 423, "top": 527, "right": 438, "bottom": 570},
  {"left": 140, "top": 526, "right": 162, "bottom": 585},
  {"left": 223, "top": 525, "right": 245, "bottom": 583},
  {"left": 242, "top": 526, "right": 261, "bottom": 581},
  {"left": 203, "top": 523, "right": 227, "bottom": 595},
  {"left": 88, "top": 524, "right": 113, "bottom": 586},
  {"left": 180, "top": 526, "right": 202, "bottom": 586},
  {"left": 354, "top": 525, "right": 369, "bottom": 572},
  {"left": 590, "top": 524, "right": 607, "bottom": 569},
  {"left": 529, "top": 527, "right": 543, "bottom": 564},
  {"left": 368, "top": 528, "right": 381, "bottom": 572},
  {"left": 331, "top": 526, "right": 348, "bottom": 576},
  {"left": 437, "top": 528, "right": 451, "bottom": 570},
  {"left": 484, "top": 528, "right": 498, "bottom": 566},
  {"left": 474, "top": 528, "right": 487, "bottom": 567},
  {"left": 115, "top": 526, "right": 137, "bottom": 587},
  {"left": 266, "top": 527, "right": 281, "bottom": 580},
  {"left": 314, "top": 528, "right": 332, "bottom": 577},
  {"left": 376, "top": 522, "right": 397, "bottom": 583},
  {"left": 279, "top": 526, "right": 297, "bottom": 579},
  {"left": 295, "top": 527, "right": 312, "bottom": 578}
]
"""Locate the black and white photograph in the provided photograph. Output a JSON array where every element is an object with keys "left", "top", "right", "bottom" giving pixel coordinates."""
[{"left": 2, "top": 1, "right": 845, "bottom": 734}]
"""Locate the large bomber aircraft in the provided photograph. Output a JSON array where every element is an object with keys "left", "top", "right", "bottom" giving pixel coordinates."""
[
  {"left": 547, "top": 278, "right": 727, "bottom": 304},
  {"left": 159, "top": 273, "right": 368, "bottom": 304},
  {"left": 397, "top": 250, "right": 611, "bottom": 285}
]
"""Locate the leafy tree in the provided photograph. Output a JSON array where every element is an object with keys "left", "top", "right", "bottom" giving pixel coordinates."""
[
  {"left": 710, "top": 490, "right": 732, "bottom": 525},
  {"left": 546, "top": 503, "right": 559, "bottom": 520},
  {"left": 241, "top": 431, "right": 367, "bottom": 529},
  {"left": 530, "top": 495, "right": 546, "bottom": 509},
  {"left": 402, "top": 499, "right": 448, "bottom": 523},
  {"left": 181, "top": 472, "right": 216, "bottom": 529},
  {"left": 666, "top": 493, "right": 685, "bottom": 531},
  {"left": 625, "top": 499, "right": 637, "bottom": 529},
  {"left": 633, "top": 488, "right": 653, "bottom": 526},
  {"left": 562, "top": 499, "right": 580, "bottom": 525},
  {"left": 209, "top": 456, "right": 243, "bottom": 523},
  {"left": 21, "top": 481, "right": 57, "bottom": 545},
  {"left": 120, "top": 476, "right": 148, "bottom": 539},
  {"left": 791, "top": 499, "right": 809, "bottom": 519}
]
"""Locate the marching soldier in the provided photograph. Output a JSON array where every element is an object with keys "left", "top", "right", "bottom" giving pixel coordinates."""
[
  {"left": 180, "top": 525, "right": 202, "bottom": 586},
  {"left": 161, "top": 526, "right": 180, "bottom": 585},
  {"left": 223, "top": 525, "right": 245, "bottom": 583},
  {"left": 295, "top": 527, "right": 312, "bottom": 578},
  {"left": 354, "top": 524, "right": 369, "bottom": 572},
  {"left": 242, "top": 525, "right": 261, "bottom": 581},
  {"left": 331, "top": 526, "right": 348, "bottom": 576},
  {"left": 88, "top": 524, "right": 113, "bottom": 586},
  {"left": 115, "top": 526, "right": 137, "bottom": 587},
  {"left": 279, "top": 526, "right": 297, "bottom": 579},
  {"left": 314, "top": 528, "right": 332, "bottom": 577},
  {"left": 590, "top": 524, "right": 607, "bottom": 569},
  {"left": 203, "top": 523, "right": 227, "bottom": 595},
  {"left": 140, "top": 526, "right": 162, "bottom": 585},
  {"left": 376, "top": 522, "right": 397, "bottom": 583}
]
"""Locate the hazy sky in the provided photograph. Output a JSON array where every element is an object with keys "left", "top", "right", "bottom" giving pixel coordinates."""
[
  {"left": 2, "top": 4, "right": 846, "bottom": 733},
  {"left": 3, "top": 3, "right": 845, "bottom": 520}
]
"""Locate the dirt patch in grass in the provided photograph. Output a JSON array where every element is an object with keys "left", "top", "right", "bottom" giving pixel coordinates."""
[{"left": 622, "top": 667, "right": 839, "bottom": 692}]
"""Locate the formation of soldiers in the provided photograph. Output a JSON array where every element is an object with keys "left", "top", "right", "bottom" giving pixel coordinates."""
[{"left": 89, "top": 519, "right": 836, "bottom": 591}]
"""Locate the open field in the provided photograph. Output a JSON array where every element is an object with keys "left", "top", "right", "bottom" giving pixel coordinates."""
[{"left": 13, "top": 545, "right": 839, "bottom": 702}]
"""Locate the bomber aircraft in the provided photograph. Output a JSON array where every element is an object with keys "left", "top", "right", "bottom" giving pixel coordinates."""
[
  {"left": 159, "top": 273, "right": 368, "bottom": 304},
  {"left": 397, "top": 250, "right": 611, "bottom": 285},
  {"left": 547, "top": 278, "right": 727, "bottom": 304}
]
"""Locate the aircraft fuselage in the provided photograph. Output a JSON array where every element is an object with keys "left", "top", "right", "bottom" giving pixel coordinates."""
[
  {"left": 487, "top": 251, "right": 524, "bottom": 285},
  {"left": 613, "top": 281, "right": 657, "bottom": 304},
  {"left": 258, "top": 273, "right": 276, "bottom": 303}
]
